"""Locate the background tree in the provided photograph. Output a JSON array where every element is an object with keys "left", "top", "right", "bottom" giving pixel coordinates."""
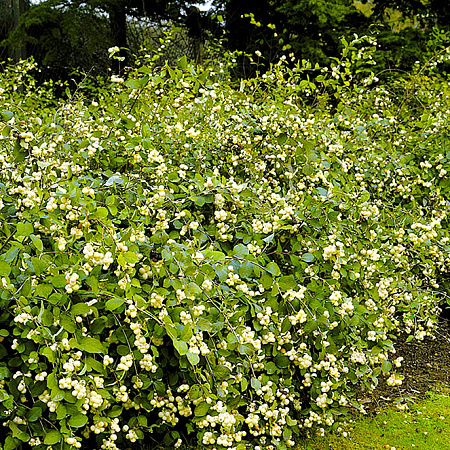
[
  {"left": 2, "top": 0, "right": 449, "bottom": 82},
  {"left": 371, "top": 0, "right": 450, "bottom": 29},
  {"left": 210, "top": 0, "right": 371, "bottom": 76},
  {"left": 0, "top": 0, "right": 29, "bottom": 62},
  {"left": 211, "top": 0, "right": 449, "bottom": 77},
  {"left": 1, "top": 0, "right": 208, "bottom": 79}
]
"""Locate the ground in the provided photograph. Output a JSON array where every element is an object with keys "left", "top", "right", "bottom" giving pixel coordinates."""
[{"left": 364, "top": 318, "right": 450, "bottom": 410}]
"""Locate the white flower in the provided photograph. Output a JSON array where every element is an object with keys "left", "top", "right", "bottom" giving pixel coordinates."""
[
  {"left": 108, "top": 46, "right": 120, "bottom": 56},
  {"left": 111, "top": 75, "right": 124, "bottom": 83}
]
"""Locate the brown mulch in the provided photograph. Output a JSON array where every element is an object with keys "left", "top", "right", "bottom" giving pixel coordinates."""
[{"left": 361, "top": 318, "right": 450, "bottom": 410}]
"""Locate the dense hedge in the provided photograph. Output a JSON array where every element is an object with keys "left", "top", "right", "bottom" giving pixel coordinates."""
[{"left": 0, "top": 38, "right": 449, "bottom": 450}]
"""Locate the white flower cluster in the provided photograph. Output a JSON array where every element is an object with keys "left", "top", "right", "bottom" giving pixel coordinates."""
[
  {"left": 322, "top": 241, "right": 345, "bottom": 260},
  {"left": 65, "top": 271, "right": 80, "bottom": 293},
  {"left": 82, "top": 242, "right": 114, "bottom": 272},
  {"left": 188, "top": 332, "right": 210, "bottom": 355},
  {"left": 117, "top": 354, "right": 133, "bottom": 371},
  {"left": 14, "top": 312, "right": 32, "bottom": 324},
  {"left": 386, "top": 373, "right": 403, "bottom": 386},
  {"left": 139, "top": 353, "right": 158, "bottom": 372}
]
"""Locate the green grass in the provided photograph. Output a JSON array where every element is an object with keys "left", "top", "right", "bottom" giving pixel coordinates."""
[{"left": 297, "top": 390, "right": 450, "bottom": 450}]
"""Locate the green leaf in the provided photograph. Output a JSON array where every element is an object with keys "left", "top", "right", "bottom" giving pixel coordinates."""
[
  {"left": 281, "top": 317, "right": 291, "bottom": 333},
  {"left": 278, "top": 274, "right": 296, "bottom": 291},
  {"left": 286, "top": 415, "right": 297, "bottom": 426},
  {"left": 173, "top": 340, "right": 188, "bottom": 356},
  {"left": 0, "top": 389, "right": 11, "bottom": 403},
  {"left": 26, "top": 406, "right": 42, "bottom": 422},
  {"left": 35, "top": 283, "right": 52, "bottom": 298},
  {"left": 263, "top": 233, "right": 275, "bottom": 243},
  {"left": 177, "top": 55, "right": 188, "bottom": 70},
  {"left": 302, "top": 164, "right": 314, "bottom": 176},
  {"left": 264, "top": 361, "right": 277, "bottom": 375},
  {"left": 56, "top": 404, "right": 67, "bottom": 420},
  {"left": 68, "top": 413, "right": 88, "bottom": 428},
  {"left": 302, "top": 253, "right": 315, "bottom": 262},
  {"left": 186, "top": 282, "right": 202, "bottom": 297},
  {"left": 137, "top": 415, "right": 148, "bottom": 427},
  {"left": 251, "top": 377, "right": 261, "bottom": 390},
  {"left": 108, "top": 405, "right": 123, "bottom": 418},
  {"left": 3, "top": 246, "right": 19, "bottom": 263},
  {"left": 90, "top": 318, "right": 106, "bottom": 334},
  {"left": 60, "top": 315, "right": 76, "bottom": 333},
  {"left": 239, "top": 261, "right": 253, "bottom": 279},
  {"left": 205, "top": 250, "right": 225, "bottom": 262},
  {"left": 46, "top": 373, "right": 57, "bottom": 389},
  {"left": 304, "top": 320, "right": 318, "bottom": 333},
  {"left": 238, "top": 343, "right": 254, "bottom": 355},
  {"left": 71, "top": 303, "right": 91, "bottom": 315},
  {"left": 117, "top": 344, "right": 129, "bottom": 356},
  {"left": 105, "top": 175, "right": 124, "bottom": 187},
  {"left": 163, "top": 317, "right": 177, "bottom": 340},
  {"left": 232, "top": 244, "right": 249, "bottom": 257},
  {"left": 260, "top": 272, "right": 273, "bottom": 289},
  {"left": 105, "top": 298, "right": 125, "bottom": 311},
  {"left": 40, "top": 309, "right": 54, "bottom": 327},
  {"left": 40, "top": 347, "right": 56, "bottom": 363},
  {"left": 2, "top": 125, "right": 11, "bottom": 137},
  {"left": 181, "top": 324, "right": 193, "bottom": 342},
  {"left": 79, "top": 337, "right": 106, "bottom": 354},
  {"left": 266, "top": 262, "right": 281, "bottom": 276},
  {"left": 51, "top": 274, "right": 67, "bottom": 288},
  {"left": 90, "top": 276, "right": 98, "bottom": 295},
  {"left": 95, "top": 207, "right": 109, "bottom": 219},
  {"left": 30, "top": 234, "right": 43, "bottom": 252},
  {"left": 31, "top": 257, "right": 48, "bottom": 276},
  {"left": 19, "top": 278, "right": 31, "bottom": 297},
  {"left": 196, "top": 318, "right": 212, "bottom": 332},
  {"left": 1, "top": 110, "right": 14, "bottom": 122},
  {"left": 4, "top": 436, "right": 20, "bottom": 450},
  {"left": 277, "top": 133, "right": 288, "bottom": 145},
  {"left": 274, "top": 354, "right": 290, "bottom": 369},
  {"left": 213, "top": 365, "right": 231, "bottom": 380},
  {"left": 10, "top": 421, "right": 29, "bottom": 442},
  {"left": 0, "top": 260, "right": 11, "bottom": 276},
  {"left": 188, "top": 385, "right": 202, "bottom": 401},
  {"left": 44, "top": 430, "right": 62, "bottom": 445},
  {"left": 316, "top": 187, "right": 328, "bottom": 198},
  {"left": 124, "top": 252, "right": 139, "bottom": 264},
  {"left": 86, "top": 356, "right": 106, "bottom": 374},
  {"left": 16, "top": 222, "right": 34, "bottom": 237},
  {"left": 194, "top": 401, "right": 210, "bottom": 417},
  {"left": 381, "top": 360, "right": 392, "bottom": 373},
  {"left": 187, "top": 351, "right": 200, "bottom": 366},
  {"left": 283, "top": 427, "right": 292, "bottom": 440},
  {"left": 13, "top": 139, "right": 27, "bottom": 162},
  {"left": 125, "top": 76, "right": 149, "bottom": 89}
]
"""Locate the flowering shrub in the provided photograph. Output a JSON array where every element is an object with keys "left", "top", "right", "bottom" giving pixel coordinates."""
[{"left": 0, "top": 37, "right": 449, "bottom": 450}]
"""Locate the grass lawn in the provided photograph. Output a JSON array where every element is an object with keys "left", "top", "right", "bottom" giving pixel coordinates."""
[{"left": 296, "top": 388, "right": 450, "bottom": 450}]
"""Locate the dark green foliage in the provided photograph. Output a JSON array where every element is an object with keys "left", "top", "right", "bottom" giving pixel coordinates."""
[
  {"left": 1, "top": 0, "right": 208, "bottom": 80},
  {"left": 2, "top": 1, "right": 112, "bottom": 80}
]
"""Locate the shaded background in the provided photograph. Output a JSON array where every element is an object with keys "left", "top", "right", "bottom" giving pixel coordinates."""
[{"left": 1, "top": 0, "right": 449, "bottom": 82}]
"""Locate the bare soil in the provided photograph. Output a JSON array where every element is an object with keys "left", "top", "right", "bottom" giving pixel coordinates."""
[{"left": 362, "top": 318, "right": 450, "bottom": 410}]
